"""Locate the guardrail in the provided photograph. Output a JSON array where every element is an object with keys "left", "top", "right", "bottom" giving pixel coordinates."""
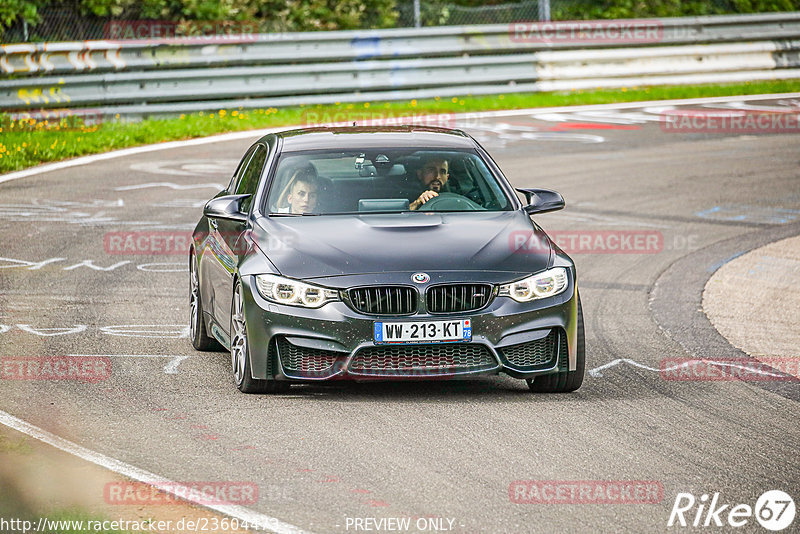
[{"left": 2, "top": 12, "right": 800, "bottom": 120}]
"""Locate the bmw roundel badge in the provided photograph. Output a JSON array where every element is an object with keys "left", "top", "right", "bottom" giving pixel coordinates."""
[{"left": 412, "top": 272, "right": 430, "bottom": 284}]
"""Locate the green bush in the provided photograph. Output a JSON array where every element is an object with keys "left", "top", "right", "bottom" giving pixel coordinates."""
[
  {"left": 0, "top": 0, "right": 398, "bottom": 34},
  {"left": 2, "top": 0, "right": 799, "bottom": 36}
]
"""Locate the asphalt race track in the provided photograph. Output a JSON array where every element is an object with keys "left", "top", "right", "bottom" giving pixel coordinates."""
[{"left": 0, "top": 95, "right": 798, "bottom": 533}]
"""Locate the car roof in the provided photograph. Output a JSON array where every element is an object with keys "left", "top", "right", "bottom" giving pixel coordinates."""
[{"left": 268, "top": 126, "right": 477, "bottom": 152}]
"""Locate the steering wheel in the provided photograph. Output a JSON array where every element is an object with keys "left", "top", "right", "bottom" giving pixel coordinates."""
[{"left": 419, "top": 192, "right": 484, "bottom": 211}]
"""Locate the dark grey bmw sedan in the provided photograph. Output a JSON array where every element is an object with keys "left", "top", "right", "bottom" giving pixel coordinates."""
[{"left": 190, "top": 126, "right": 584, "bottom": 393}]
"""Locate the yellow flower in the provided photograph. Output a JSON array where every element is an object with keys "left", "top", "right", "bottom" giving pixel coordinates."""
[
  {"left": 498, "top": 94, "right": 505, "bottom": 99},
  {"left": 219, "top": 109, "right": 227, "bottom": 117},
  {"left": 434, "top": 96, "right": 440, "bottom": 101},
  {"left": 232, "top": 110, "right": 238, "bottom": 117},
  {"left": 180, "top": 114, "right": 186, "bottom": 119},
  {"left": 410, "top": 99, "right": 417, "bottom": 107},
  {"left": 622, "top": 87, "right": 627, "bottom": 92},
  {"left": 364, "top": 102, "right": 370, "bottom": 108},
  {"left": 451, "top": 97, "right": 458, "bottom": 103},
  {"left": 459, "top": 100, "right": 465, "bottom": 105}
]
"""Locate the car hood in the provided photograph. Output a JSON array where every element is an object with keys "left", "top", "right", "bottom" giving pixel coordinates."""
[{"left": 251, "top": 211, "right": 552, "bottom": 280}]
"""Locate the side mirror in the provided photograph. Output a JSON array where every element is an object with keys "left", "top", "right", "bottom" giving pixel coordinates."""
[
  {"left": 516, "top": 188, "right": 565, "bottom": 215},
  {"left": 203, "top": 194, "right": 250, "bottom": 223}
]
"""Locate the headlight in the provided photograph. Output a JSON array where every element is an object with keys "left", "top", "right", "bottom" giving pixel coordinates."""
[
  {"left": 255, "top": 274, "right": 339, "bottom": 308},
  {"left": 498, "top": 267, "right": 568, "bottom": 302}
]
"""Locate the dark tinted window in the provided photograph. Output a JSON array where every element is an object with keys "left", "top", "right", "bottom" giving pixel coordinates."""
[
  {"left": 237, "top": 144, "right": 268, "bottom": 213},
  {"left": 229, "top": 145, "right": 257, "bottom": 192}
]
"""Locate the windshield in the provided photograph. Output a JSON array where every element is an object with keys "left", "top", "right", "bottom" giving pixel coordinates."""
[{"left": 265, "top": 148, "right": 512, "bottom": 215}]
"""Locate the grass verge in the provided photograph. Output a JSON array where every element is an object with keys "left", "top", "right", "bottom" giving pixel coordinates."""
[{"left": 1, "top": 79, "right": 799, "bottom": 174}]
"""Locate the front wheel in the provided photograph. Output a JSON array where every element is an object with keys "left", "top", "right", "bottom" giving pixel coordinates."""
[
  {"left": 527, "top": 293, "right": 585, "bottom": 393},
  {"left": 230, "top": 281, "right": 289, "bottom": 394}
]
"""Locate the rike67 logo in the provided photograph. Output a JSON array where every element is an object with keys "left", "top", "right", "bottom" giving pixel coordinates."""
[{"left": 668, "top": 490, "right": 795, "bottom": 531}]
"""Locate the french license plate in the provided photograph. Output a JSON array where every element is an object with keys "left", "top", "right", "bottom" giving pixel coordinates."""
[{"left": 374, "top": 319, "right": 472, "bottom": 344}]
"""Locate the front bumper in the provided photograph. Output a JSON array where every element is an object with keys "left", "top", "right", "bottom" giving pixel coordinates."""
[{"left": 240, "top": 274, "right": 578, "bottom": 382}]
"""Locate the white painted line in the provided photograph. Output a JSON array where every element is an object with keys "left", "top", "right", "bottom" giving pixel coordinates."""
[
  {"left": 0, "top": 127, "right": 281, "bottom": 185},
  {"left": 2, "top": 92, "right": 799, "bottom": 187},
  {"left": 0, "top": 409, "right": 315, "bottom": 534},
  {"left": 588, "top": 357, "right": 787, "bottom": 378},
  {"left": 449, "top": 92, "right": 800, "bottom": 120},
  {"left": 164, "top": 355, "right": 191, "bottom": 374},
  {"left": 115, "top": 182, "right": 225, "bottom": 191},
  {"left": 68, "top": 353, "right": 194, "bottom": 374}
]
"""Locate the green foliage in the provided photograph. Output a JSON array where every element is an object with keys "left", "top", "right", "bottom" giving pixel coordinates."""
[
  {"left": 550, "top": 0, "right": 800, "bottom": 20},
  {"left": 0, "top": 0, "right": 47, "bottom": 31},
  {"left": 237, "top": 0, "right": 398, "bottom": 31},
  {"left": 2, "top": 0, "right": 800, "bottom": 35},
  {"left": 1, "top": 0, "right": 398, "bottom": 34},
  {"left": 402, "top": 0, "right": 800, "bottom": 26}
]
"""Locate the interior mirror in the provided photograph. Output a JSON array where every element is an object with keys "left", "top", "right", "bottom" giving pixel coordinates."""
[
  {"left": 203, "top": 194, "right": 250, "bottom": 222},
  {"left": 516, "top": 188, "right": 565, "bottom": 215}
]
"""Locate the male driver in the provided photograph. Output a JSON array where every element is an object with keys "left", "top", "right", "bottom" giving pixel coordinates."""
[
  {"left": 284, "top": 167, "right": 319, "bottom": 214},
  {"left": 409, "top": 157, "right": 449, "bottom": 210}
]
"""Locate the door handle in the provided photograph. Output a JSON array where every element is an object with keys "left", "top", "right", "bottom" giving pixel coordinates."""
[{"left": 209, "top": 219, "right": 218, "bottom": 230}]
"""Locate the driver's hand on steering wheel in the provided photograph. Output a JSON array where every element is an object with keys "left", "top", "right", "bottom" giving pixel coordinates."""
[{"left": 410, "top": 191, "right": 438, "bottom": 210}]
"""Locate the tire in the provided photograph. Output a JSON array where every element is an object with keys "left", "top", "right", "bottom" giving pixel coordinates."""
[
  {"left": 230, "top": 281, "right": 290, "bottom": 394},
  {"left": 527, "top": 293, "right": 585, "bottom": 393},
  {"left": 190, "top": 252, "right": 221, "bottom": 351}
]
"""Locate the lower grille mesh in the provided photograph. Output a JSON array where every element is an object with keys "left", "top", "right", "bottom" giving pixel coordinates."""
[
  {"left": 350, "top": 343, "right": 496, "bottom": 375},
  {"left": 500, "top": 330, "right": 560, "bottom": 368},
  {"left": 278, "top": 338, "right": 340, "bottom": 376}
]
